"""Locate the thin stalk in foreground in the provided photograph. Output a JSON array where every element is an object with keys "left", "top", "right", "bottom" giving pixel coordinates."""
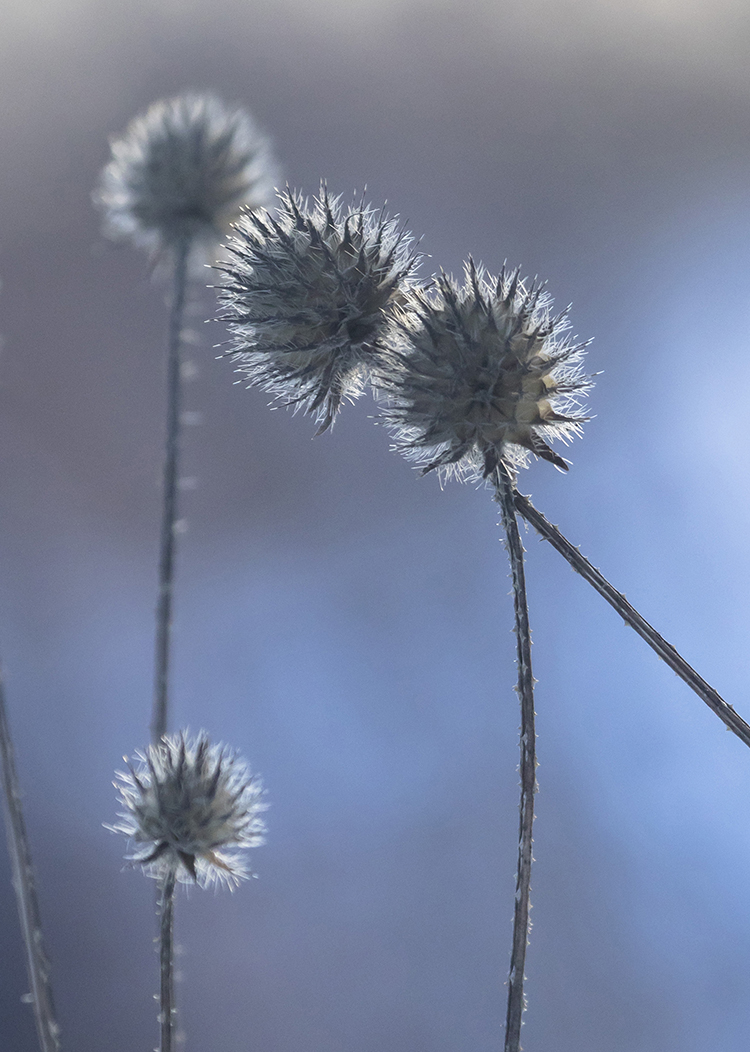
[
  {"left": 512, "top": 488, "right": 750, "bottom": 749},
  {"left": 158, "top": 865, "right": 177, "bottom": 1052},
  {"left": 0, "top": 662, "right": 61, "bottom": 1052},
  {"left": 494, "top": 466, "right": 537, "bottom": 1052},
  {"left": 152, "top": 238, "right": 190, "bottom": 744}
]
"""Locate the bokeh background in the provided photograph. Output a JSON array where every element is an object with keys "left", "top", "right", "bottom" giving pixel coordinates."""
[{"left": 2, "top": 1, "right": 750, "bottom": 1049}]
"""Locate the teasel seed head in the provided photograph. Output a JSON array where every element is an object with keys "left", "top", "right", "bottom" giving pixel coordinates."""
[
  {"left": 216, "top": 185, "right": 421, "bottom": 433},
  {"left": 109, "top": 730, "right": 267, "bottom": 889},
  {"left": 94, "top": 92, "right": 279, "bottom": 264},
  {"left": 380, "top": 259, "right": 592, "bottom": 480}
]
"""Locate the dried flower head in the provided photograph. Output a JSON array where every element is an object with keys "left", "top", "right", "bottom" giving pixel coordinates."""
[
  {"left": 381, "top": 260, "right": 592, "bottom": 480},
  {"left": 109, "top": 731, "right": 267, "bottom": 888},
  {"left": 216, "top": 185, "right": 421, "bottom": 433},
  {"left": 94, "top": 92, "right": 278, "bottom": 261}
]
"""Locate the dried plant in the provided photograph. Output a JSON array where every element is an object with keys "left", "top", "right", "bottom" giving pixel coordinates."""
[
  {"left": 94, "top": 91, "right": 279, "bottom": 743},
  {"left": 109, "top": 731, "right": 266, "bottom": 1052},
  {"left": 376, "top": 257, "right": 593, "bottom": 1048},
  {"left": 376, "top": 253, "right": 750, "bottom": 1045}
]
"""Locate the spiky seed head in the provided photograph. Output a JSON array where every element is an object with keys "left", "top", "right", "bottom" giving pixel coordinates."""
[
  {"left": 109, "top": 731, "right": 267, "bottom": 889},
  {"left": 216, "top": 185, "right": 421, "bottom": 433},
  {"left": 380, "top": 260, "right": 592, "bottom": 481},
  {"left": 94, "top": 93, "right": 279, "bottom": 262}
]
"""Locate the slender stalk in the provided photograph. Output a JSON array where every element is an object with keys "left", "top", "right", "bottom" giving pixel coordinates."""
[
  {"left": 493, "top": 466, "right": 537, "bottom": 1052},
  {"left": 152, "top": 239, "right": 190, "bottom": 745},
  {"left": 158, "top": 865, "right": 177, "bottom": 1052},
  {"left": 512, "top": 488, "right": 750, "bottom": 749},
  {"left": 0, "top": 662, "right": 61, "bottom": 1052}
]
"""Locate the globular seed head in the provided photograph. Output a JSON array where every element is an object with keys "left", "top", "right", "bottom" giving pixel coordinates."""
[
  {"left": 380, "top": 259, "right": 593, "bottom": 481},
  {"left": 216, "top": 185, "right": 422, "bottom": 433},
  {"left": 94, "top": 93, "right": 279, "bottom": 264},
  {"left": 108, "top": 730, "right": 267, "bottom": 889}
]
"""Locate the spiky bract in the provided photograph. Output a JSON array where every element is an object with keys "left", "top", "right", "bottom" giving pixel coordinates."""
[
  {"left": 217, "top": 186, "right": 421, "bottom": 433},
  {"left": 110, "top": 731, "right": 266, "bottom": 888},
  {"left": 381, "top": 260, "right": 592, "bottom": 480},
  {"left": 94, "top": 93, "right": 278, "bottom": 261}
]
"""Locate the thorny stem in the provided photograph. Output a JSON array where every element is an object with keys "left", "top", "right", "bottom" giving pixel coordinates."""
[
  {"left": 152, "top": 239, "right": 190, "bottom": 745},
  {"left": 0, "top": 662, "right": 61, "bottom": 1052},
  {"left": 512, "top": 488, "right": 750, "bottom": 750},
  {"left": 159, "top": 866, "right": 177, "bottom": 1052},
  {"left": 494, "top": 466, "right": 537, "bottom": 1052}
]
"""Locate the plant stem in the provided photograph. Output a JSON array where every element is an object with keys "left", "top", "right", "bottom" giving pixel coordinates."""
[
  {"left": 512, "top": 488, "right": 750, "bottom": 749},
  {"left": 159, "top": 865, "right": 177, "bottom": 1052},
  {"left": 0, "top": 661, "right": 61, "bottom": 1052},
  {"left": 494, "top": 466, "right": 537, "bottom": 1052},
  {"left": 152, "top": 239, "right": 190, "bottom": 745}
]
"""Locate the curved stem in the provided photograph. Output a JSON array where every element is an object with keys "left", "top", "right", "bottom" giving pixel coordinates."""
[
  {"left": 158, "top": 866, "right": 177, "bottom": 1052},
  {"left": 512, "top": 488, "right": 750, "bottom": 750},
  {"left": 0, "top": 662, "right": 61, "bottom": 1052},
  {"left": 494, "top": 466, "right": 537, "bottom": 1052},
  {"left": 151, "top": 239, "right": 190, "bottom": 745}
]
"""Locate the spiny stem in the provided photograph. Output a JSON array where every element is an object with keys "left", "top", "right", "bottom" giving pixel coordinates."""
[
  {"left": 494, "top": 466, "right": 537, "bottom": 1052},
  {"left": 159, "top": 866, "right": 177, "bottom": 1052},
  {"left": 152, "top": 239, "right": 190, "bottom": 745},
  {"left": 0, "top": 662, "right": 61, "bottom": 1052},
  {"left": 512, "top": 488, "right": 750, "bottom": 749}
]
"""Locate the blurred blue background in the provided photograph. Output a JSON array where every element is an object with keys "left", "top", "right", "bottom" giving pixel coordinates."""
[{"left": 2, "top": 1, "right": 750, "bottom": 1049}]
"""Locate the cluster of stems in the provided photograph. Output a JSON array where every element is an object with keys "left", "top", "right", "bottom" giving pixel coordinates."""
[
  {"left": 3, "top": 174, "right": 750, "bottom": 1052},
  {"left": 491, "top": 475, "right": 750, "bottom": 1050}
]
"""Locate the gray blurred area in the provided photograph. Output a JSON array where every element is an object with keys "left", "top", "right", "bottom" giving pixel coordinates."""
[{"left": 2, "top": 1, "right": 750, "bottom": 1049}]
